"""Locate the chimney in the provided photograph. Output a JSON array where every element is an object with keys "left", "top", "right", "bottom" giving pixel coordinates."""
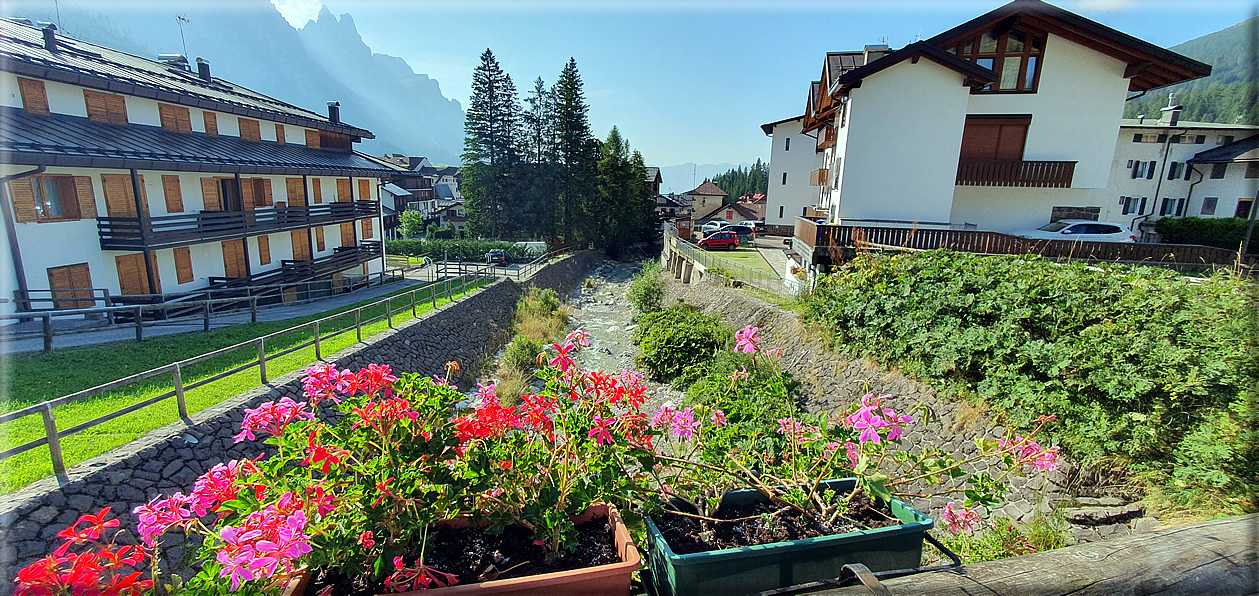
[
  {"left": 39, "top": 22, "right": 56, "bottom": 52},
  {"left": 863, "top": 43, "right": 889, "bottom": 65},
  {"left": 196, "top": 57, "right": 211, "bottom": 82},
  {"left": 1137, "top": 114, "right": 1146, "bottom": 124},
  {"left": 327, "top": 101, "right": 340, "bottom": 124},
  {"left": 1160, "top": 92, "right": 1183, "bottom": 127}
]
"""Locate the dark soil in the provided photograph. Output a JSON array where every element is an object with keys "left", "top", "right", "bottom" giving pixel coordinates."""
[
  {"left": 654, "top": 494, "right": 901, "bottom": 555},
  {"left": 308, "top": 517, "right": 619, "bottom": 595}
]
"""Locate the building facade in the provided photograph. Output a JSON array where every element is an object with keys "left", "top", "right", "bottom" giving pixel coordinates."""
[
  {"left": 0, "top": 19, "right": 391, "bottom": 318},
  {"left": 762, "top": 115, "right": 826, "bottom": 234}
]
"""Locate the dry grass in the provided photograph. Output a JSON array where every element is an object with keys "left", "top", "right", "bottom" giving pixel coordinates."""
[
  {"left": 493, "top": 366, "right": 533, "bottom": 406},
  {"left": 514, "top": 288, "right": 569, "bottom": 342},
  {"left": 951, "top": 400, "right": 990, "bottom": 432}
]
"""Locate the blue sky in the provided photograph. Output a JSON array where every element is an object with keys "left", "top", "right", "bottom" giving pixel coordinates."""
[{"left": 276, "top": 0, "right": 1251, "bottom": 167}]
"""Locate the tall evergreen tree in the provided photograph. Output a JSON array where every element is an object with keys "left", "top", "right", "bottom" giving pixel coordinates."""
[
  {"left": 462, "top": 49, "right": 522, "bottom": 238},
  {"left": 552, "top": 58, "right": 598, "bottom": 244},
  {"left": 594, "top": 127, "right": 656, "bottom": 253}
]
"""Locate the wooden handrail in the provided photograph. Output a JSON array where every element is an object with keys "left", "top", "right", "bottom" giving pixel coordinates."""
[
  {"left": 98, "top": 200, "right": 379, "bottom": 250},
  {"left": 955, "top": 160, "right": 1076, "bottom": 188}
]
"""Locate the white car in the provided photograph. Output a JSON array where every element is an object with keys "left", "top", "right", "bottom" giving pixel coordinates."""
[
  {"left": 1015, "top": 220, "right": 1136, "bottom": 243},
  {"left": 700, "top": 221, "right": 730, "bottom": 234}
]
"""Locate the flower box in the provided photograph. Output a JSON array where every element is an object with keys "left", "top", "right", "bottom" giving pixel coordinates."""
[{"left": 643, "top": 479, "right": 932, "bottom": 596}]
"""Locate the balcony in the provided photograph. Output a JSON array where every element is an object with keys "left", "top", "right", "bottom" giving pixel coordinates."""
[
  {"left": 816, "top": 126, "right": 837, "bottom": 151},
  {"left": 955, "top": 160, "right": 1076, "bottom": 188},
  {"left": 808, "top": 168, "right": 830, "bottom": 187},
  {"left": 207, "top": 241, "right": 383, "bottom": 288},
  {"left": 98, "top": 201, "right": 379, "bottom": 251}
]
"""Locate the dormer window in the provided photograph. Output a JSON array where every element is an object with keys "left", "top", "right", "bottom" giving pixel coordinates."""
[{"left": 948, "top": 29, "right": 1044, "bottom": 93}]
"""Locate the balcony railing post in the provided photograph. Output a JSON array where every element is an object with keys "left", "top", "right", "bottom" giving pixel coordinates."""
[{"left": 41, "top": 403, "right": 66, "bottom": 479}]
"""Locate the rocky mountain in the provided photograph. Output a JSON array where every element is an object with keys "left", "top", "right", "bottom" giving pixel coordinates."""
[{"left": 7, "top": 0, "right": 464, "bottom": 162}]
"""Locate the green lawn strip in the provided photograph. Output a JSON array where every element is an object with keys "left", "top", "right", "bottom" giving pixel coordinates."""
[
  {"left": 707, "top": 247, "right": 777, "bottom": 274},
  {"left": 0, "top": 279, "right": 491, "bottom": 494}
]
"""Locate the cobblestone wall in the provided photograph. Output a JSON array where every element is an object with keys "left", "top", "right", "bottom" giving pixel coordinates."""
[{"left": 0, "top": 252, "right": 602, "bottom": 591}]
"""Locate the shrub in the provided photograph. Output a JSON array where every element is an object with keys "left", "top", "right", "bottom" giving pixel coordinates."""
[
  {"left": 802, "top": 250, "right": 1257, "bottom": 509},
  {"left": 384, "top": 239, "right": 544, "bottom": 261},
  {"left": 515, "top": 288, "right": 567, "bottom": 342},
  {"left": 632, "top": 307, "right": 728, "bottom": 382},
  {"left": 503, "top": 335, "right": 545, "bottom": 374},
  {"left": 1153, "top": 216, "right": 1255, "bottom": 253},
  {"left": 627, "top": 260, "right": 666, "bottom": 315}
]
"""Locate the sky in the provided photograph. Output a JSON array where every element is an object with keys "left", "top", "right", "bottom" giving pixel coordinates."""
[{"left": 90, "top": 0, "right": 1259, "bottom": 167}]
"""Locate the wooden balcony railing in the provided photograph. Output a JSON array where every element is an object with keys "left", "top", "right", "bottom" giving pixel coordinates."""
[
  {"left": 808, "top": 168, "right": 830, "bottom": 187},
  {"left": 956, "top": 160, "right": 1076, "bottom": 188},
  {"left": 816, "top": 126, "right": 837, "bottom": 151},
  {"left": 98, "top": 201, "right": 379, "bottom": 250}
]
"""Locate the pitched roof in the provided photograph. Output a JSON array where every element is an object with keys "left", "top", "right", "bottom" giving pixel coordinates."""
[
  {"left": 1120, "top": 119, "right": 1259, "bottom": 131},
  {"left": 645, "top": 166, "right": 661, "bottom": 183},
  {"left": 0, "top": 107, "right": 394, "bottom": 176},
  {"left": 760, "top": 114, "right": 805, "bottom": 135},
  {"left": 829, "top": 41, "right": 998, "bottom": 98},
  {"left": 685, "top": 181, "right": 728, "bottom": 197},
  {"left": 924, "top": 0, "right": 1210, "bottom": 92},
  {"left": 0, "top": 18, "right": 373, "bottom": 139},
  {"left": 1188, "top": 135, "right": 1259, "bottom": 164},
  {"left": 694, "top": 201, "right": 759, "bottom": 222}
]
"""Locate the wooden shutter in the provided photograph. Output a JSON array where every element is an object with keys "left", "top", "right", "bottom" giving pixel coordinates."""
[
  {"left": 312, "top": 178, "right": 322, "bottom": 203},
  {"left": 55, "top": 177, "right": 81, "bottom": 220},
  {"left": 174, "top": 247, "right": 193, "bottom": 284},
  {"left": 960, "top": 117, "right": 1029, "bottom": 160},
  {"left": 161, "top": 175, "right": 183, "bottom": 212},
  {"left": 361, "top": 218, "right": 374, "bottom": 239},
  {"left": 357, "top": 179, "right": 371, "bottom": 201},
  {"left": 258, "top": 235, "right": 271, "bottom": 265},
  {"left": 201, "top": 177, "right": 222, "bottom": 211},
  {"left": 336, "top": 179, "right": 351, "bottom": 202},
  {"left": 18, "top": 77, "right": 49, "bottom": 116},
  {"left": 315, "top": 227, "right": 325, "bottom": 251},
  {"left": 84, "top": 89, "right": 109, "bottom": 123},
  {"left": 239, "top": 118, "right": 261, "bottom": 142},
  {"left": 203, "top": 112, "right": 218, "bottom": 136},
  {"left": 106, "top": 94, "right": 128, "bottom": 125},
  {"left": 101, "top": 174, "right": 148, "bottom": 217},
  {"left": 116, "top": 253, "right": 158, "bottom": 295},
  {"left": 221, "top": 240, "right": 247, "bottom": 278},
  {"left": 240, "top": 177, "right": 255, "bottom": 211},
  {"left": 275, "top": 124, "right": 286, "bottom": 145},
  {"left": 340, "top": 222, "right": 355, "bottom": 247},
  {"left": 286, "top": 178, "right": 306, "bottom": 206},
  {"left": 159, "top": 104, "right": 192, "bottom": 133},
  {"left": 291, "top": 230, "right": 311, "bottom": 261},
  {"left": 8, "top": 178, "right": 38, "bottom": 223},
  {"left": 74, "top": 177, "right": 97, "bottom": 219},
  {"left": 305, "top": 129, "right": 320, "bottom": 148},
  {"left": 258, "top": 179, "right": 273, "bottom": 207},
  {"left": 48, "top": 263, "right": 94, "bottom": 308}
]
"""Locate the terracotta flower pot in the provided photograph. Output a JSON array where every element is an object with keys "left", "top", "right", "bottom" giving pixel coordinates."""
[{"left": 283, "top": 504, "right": 640, "bottom": 596}]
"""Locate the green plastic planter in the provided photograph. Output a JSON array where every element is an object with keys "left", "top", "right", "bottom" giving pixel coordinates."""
[{"left": 643, "top": 479, "right": 932, "bottom": 596}]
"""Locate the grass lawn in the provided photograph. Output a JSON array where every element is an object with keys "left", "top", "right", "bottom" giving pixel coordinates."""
[
  {"left": 704, "top": 246, "right": 777, "bottom": 275},
  {"left": 0, "top": 278, "right": 490, "bottom": 494}
]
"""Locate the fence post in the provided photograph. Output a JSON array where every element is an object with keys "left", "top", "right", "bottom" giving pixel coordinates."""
[
  {"left": 387, "top": 296, "right": 394, "bottom": 328},
  {"left": 204, "top": 302, "right": 211, "bottom": 332},
  {"left": 42, "top": 314, "right": 52, "bottom": 353},
  {"left": 173, "top": 362, "right": 188, "bottom": 420},
  {"left": 313, "top": 321, "right": 321, "bottom": 360},
  {"left": 431, "top": 284, "right": 437, "bottom": 309},
  {"left": 355, "top": 308, "right": 362, "bottom": 342},
  {"left": 134, "top": 306, "right": 143, "bottom": 342},
  {"left": 41, "top": 404, "right": 65, "bottom": 478},
  {"left": 410, "top": 290, "right": 417, "bottom": 317},
  {"left": 258, "top": 338, "right": 267, "bottom": 383},
  {"left": 251, "top": 297, "right": 258, "bottom": 323}
]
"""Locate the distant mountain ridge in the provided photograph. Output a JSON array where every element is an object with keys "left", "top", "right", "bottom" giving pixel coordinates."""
[
  {"left": 8, "top": 0, "right": 465, "bottom": 162},
  {"left": 657, "top": 163, "right": 752, "bottom": 194},
  {"left": 1123, "top": 17, "right": 1256, "bottom": 125}
]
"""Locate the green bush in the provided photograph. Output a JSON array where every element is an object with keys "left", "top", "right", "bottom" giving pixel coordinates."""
[
  {"left": 503, "top": 335, "right": 545, "bottom": 374},
  {"left": 802, "top": 250, "right": 1257, "bottom": 510},
  {"left": 627, "top": 260, "right": 666, "bottom": 315},
  {"left": 1153, "top": 216, "right": 1255, "bottom": 254},
  {"left": 631, "top": 307, "right": 728, "bottom": 383},
  {"left": 682, "top": 350, "right": 803, "bottom": 459},
  {"left": 384, "top": 239, "right": 544, "bottom": 261},
  {"left": 515, "top": 288, "right": 568, "bottom": 342}
]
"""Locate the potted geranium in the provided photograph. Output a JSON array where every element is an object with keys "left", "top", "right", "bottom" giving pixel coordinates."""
[{"left": 640, "top": 325, "right": 1061, "bottom": 596}]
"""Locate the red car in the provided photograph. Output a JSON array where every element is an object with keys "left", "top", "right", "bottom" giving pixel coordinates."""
[{"left": 698, "top": 231, "right": 739, "bottom": 250}]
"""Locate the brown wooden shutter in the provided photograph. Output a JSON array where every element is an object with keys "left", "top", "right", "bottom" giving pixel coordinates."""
[
  {"left": 8, "top": 178, "right": 38, "bottom": 223},
  {"left": 340, "top": 222, "right": 355, "bottom": 247},
  {"left": 285, "top": 178, "right": 306, "bottom": 206},
  {"left": 258, "top": 235, "right": 271, "bottom": 265},
  {"left": 84, "top": 90, "right": 109, "bottom": 123},
  {"left": 258, "top": 179, "right": 273, "bottom": 207},
  {"left": 73, "top": 177, "right": 97, "bottom": 219},
  {"left": 176, "top": 107, "right": 192, "bottom": 133},
  {"left": 106, "top": 94, "right": 128, "bottom": 125},
  {"left": 361, "top": 218, "right": 374, "bottom": 239},
  {"left": 315, "top": 227, "right": 325, "bottom": 251},
  {"left": 161, "top": 175, "right": 183, "bottom": 212},
  {"left": 305, "top": 129, "right": 320, "bottom": 148},
  {"left": 115, "top": 253, "right": 158, "bottom": 295},
  {"left": 240, "top": 178, "right": 255, "bottom": 211},
  {"left": 203, "top": 112, "right": 218, "bottom": 136},
  {"left": 56, "top": 177, "right": 81, "bottom": 219},
  {"left": 101, "top": 174, "right": 148, "bottom": 217},
  {"left": 201, "top": 177, "right": 222, "bottom": 211},
  {"left": 291, "top": 230, "right": 311, "bottom": 261},
  {"left": 48, "top": 263, "right": 94, "bottom": 308},
  {"left": 174, "top": 247, "right": 193, "bottom": 284},
  {"left": 357, "top": 179, "right": 371, "bottom": 201},
  {"left": 18, "top": 77, "right": 49, "bottom": 116},
  {"left": 222, "top": 240, "right": 247, "bottom": 278},
  {"left": 336, "top": 179, "right": 351, "bottom": 202},
  {"left": 239, "top": 118, "right": 261, "bottom": 142},
  {"left": 275, "top": 124, "right": 286, "bottom": 145},
  {"left": 158, "top": 104, "right": 192, "bottom": 133},
  {"left": 312, "top": 178, "right": 322, "bottom": 203}
]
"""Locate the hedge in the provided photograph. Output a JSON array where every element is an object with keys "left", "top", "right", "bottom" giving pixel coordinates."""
[
  {"left": 384, "top": 239, "right": 545, "bottom": 262},
  {"left": 1153, "top": 216, "right": 1256, "bottom": 254}
]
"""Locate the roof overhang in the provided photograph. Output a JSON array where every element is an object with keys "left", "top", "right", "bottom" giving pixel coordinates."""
[
  {"left": 1188, "top": 135, "right": 1259, "bottom": 164},
  {"left": 829, "top": 41, "right": 998, "bottom": 99},
  {"left": 760, "top": 115, "right": 805, "bottom": 136}
]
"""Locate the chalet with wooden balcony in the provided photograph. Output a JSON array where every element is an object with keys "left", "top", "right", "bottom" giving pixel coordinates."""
[
  {"left": 781, "top": 0, "right": 1209, "bottom": 239},
  {"left": 0, "top": 18, "right": 394, "bottom": 317}
]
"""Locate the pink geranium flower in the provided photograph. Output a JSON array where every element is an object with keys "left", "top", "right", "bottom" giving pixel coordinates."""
[
  {"left": 588, "top": 415, "right": 615, "bottom": 446},
  {"left": 711, "top": 410, "right": 728, "bottom": 427},
  {"left": 942, "top": 502, "right": 983, "bottom": 534},
  {"left": 734, "top": 325, "right": 761, "bottom": 354}
]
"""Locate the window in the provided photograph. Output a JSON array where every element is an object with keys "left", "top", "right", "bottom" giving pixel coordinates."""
[
  {"left": 960, "top": 117, "right": 1029, "bottom": 160},
  {"left": 1139, "top": 197, "right": 1147, "bottom": 214},
  {"left": 312, "top": 178, "right": 323, "bottom": 203},
  {"left": 1131, "top": 161, "right": 1144, "bottom": 178},
  {"left": 1201, "top": 197, "right": 1218, "bottom": 216},
  {"left": 1167, "top": 162, "right": 1181, "bottom": 180},
  {"left": 1174, "top": 198, "right": 1185, "bottom": 217},
  {"left": 950, "top": 28, "right": 1044, "bottom": 92},
  {"left": 802, "top": 207, "right": 808, "bottom": 217},
  {"left": 275, "top": 124, "right": 286, "bottom": 145},
  {"left": 1237, "top": 199, "right": 1254, "bottom": 219},
  {"left": 1170, "top": 135, "right": 1182, "bottom": 144},
  {"left": 1125, "top": 160, "right": 1133, "bottom": 168},
  {"left": 238, "top": 118, "right": 261, "bottom": 142},
  {"left": 781, "top": 172, "right": 787, "bottom": 185},
  {"left": 221, "top": 240, "right": 248, "bottom": 278},
  {"left": 778, "top": 206, "right": 784, "bottom": 218},
  {"left": 1210, "top": 163, "right": 1228, "bottom": 179},
  {"left": 9, "top": 175, "right": 97, "bottom": 222},
  {"left": 1132, "top": 134, "right": 1143, "bottom": 143},
  {"left": 1157, "top": 134, "right": 1167, "bottom": 143},
  {"left": 1219, "top": 135, "right": 1234, "bottom": 145},
  {"left": 1159, "top": 198, "right": 1172, "bottom": 216},
  {"left": 158, "top": 103, "right": 192, "bottom": 133},
  {"left": 785, "top": 137, "right": 790, "bottom": 151},
  {"left": 1194, "top": 135, "right": 1206, "bottom": 144},
  {"left": 1246, "top": 163, "right": 1259, "bottom": 178},
  {"left": 83, "top": 90, "right": 128, "bottom": 125},
  {"left": 1184, "top": 164, "right": 1192, "bottom": 181},
  {"left": 1121, "top": 196, "right": 1132, "bottom": 215},
  {"left": 203, "top": 112, "right": 218, "bottom": 136},
  {"left": 358, "top": 179, "right": 371, "bottom": 201},
  {"left": 18, "top": 77, "right": 49, "bottom": 116},
  {"left": 31, "top": 176, "right": 79, "bottom": 220},
  {"left": 337, "top": 179, "right": 352, "bottom": 202},
  {"left": 173, "top": 247, "right": 193, "bottom": 284},
  {"left": 46, "top": 263, "right": 94, "bottom": 309},
  {"left": 362, "top": 218, "right": 374, "bottom": 239},
  {"left": 1146, "top": 161, "right": 1156, "bottom": 180}
]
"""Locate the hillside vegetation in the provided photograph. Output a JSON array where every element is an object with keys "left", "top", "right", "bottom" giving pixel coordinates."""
[
  {"left": 1124, "top": 17, "right": 1257, "bottom": 124},
  {"left": 803, "top": 251, "right": 1257, "bottom": 515}
]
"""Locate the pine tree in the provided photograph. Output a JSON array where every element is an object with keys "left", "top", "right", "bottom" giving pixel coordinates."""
[
  {"left": 552, "top": 58, "right": 598, "bottom": 244},
  {"left": 594, "top": 127, "right": 656, "bottom": 253},
  {"left": 462, "top": 49, "right": 522, "bottom": 238}
]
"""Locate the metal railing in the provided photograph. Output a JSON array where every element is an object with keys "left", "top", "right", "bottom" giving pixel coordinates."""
[
  {"left": 665, "top": 228, "right": 803, "bottom": 298},
  {"left": 0, "top": 270, "right": 496, "bottom": 481},
  {"left": 955, "top": 160, "right": 1076, "bottom": 188},
  {"left": 98, "top": 201, "right": 379, "bottom": 250}
]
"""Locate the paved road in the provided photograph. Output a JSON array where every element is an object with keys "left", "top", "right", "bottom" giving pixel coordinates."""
[{"left": 752, "top": 235, "right": 795, "bottom": 278}]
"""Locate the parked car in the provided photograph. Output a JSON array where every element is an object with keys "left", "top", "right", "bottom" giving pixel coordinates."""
[
  {"left": 697, "top": 231, "right": 739, "bottom": 250},
  {"left": 485, "top": 249, "right": 508, "bottom": 265},
  {"left": 1015, "top": 220, "right": 1136, "bottom": 243},
  {"left": 700, "top": 221, "right": 728, "bottom": 234}
]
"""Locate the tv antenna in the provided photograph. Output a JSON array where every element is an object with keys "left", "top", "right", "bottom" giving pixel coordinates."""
[{"left": 176, "top": 14, "right": 191, "bottom": 58}]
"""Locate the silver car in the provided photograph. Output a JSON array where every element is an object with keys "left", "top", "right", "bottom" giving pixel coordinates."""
[{"left": 1015, "top": 219, "right": 1136, "bottom": 243}]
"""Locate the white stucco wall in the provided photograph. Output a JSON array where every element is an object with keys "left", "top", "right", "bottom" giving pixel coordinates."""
[
  {"left": 765, "top": 118, "right": 821, "bottom": 227},
  {"left": 834, "top": 59, "right": 971, "bottom": 225},
  {"left": 949, "top": 187, "right": 1100, "bottom": 231}
]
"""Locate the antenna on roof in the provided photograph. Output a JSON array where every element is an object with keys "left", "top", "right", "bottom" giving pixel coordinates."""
[{"left": 176, "top": 14, "right": 191, "bottom": 58}]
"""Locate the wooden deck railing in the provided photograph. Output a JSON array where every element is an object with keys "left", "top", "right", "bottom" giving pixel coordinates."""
[
  {"left": 955, "top": 160, "right": 1076, "bottom": 188},
  {"left": 98, "top": 200, "right": 379, "bottom": 250}
]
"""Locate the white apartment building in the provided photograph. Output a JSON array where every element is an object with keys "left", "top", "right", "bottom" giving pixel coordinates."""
[
  {"left": 0, "top": 19, "right": 392, "bottom": 318},
  {"left": 788, "top": 0, "right": 1209, "bottom": 235},
  {"left": 761, "top": 115, "right": 822, "bottom": 235}
]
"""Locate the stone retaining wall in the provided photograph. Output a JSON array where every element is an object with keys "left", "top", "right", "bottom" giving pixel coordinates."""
[{"left": 0, "top": 252, "right": 602, "bottom": 591}]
